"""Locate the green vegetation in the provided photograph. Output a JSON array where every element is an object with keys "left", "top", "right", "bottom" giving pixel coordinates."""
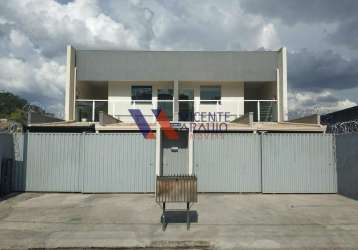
[{"left": 0, "top": 91, "right": 48, "bottom": 124}]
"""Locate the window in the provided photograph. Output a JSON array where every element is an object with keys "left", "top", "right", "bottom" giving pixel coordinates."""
[
  {"left": 131, "top": 86, "right": 152, "bottom": 102},
  {"left": 157, "top": 89, "right": 173, "bottom": 100},
  {"left": 200, "top": 86, "right": 221, "bottom": 104}
]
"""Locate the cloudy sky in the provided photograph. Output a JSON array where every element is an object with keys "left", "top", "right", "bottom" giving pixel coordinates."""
[{"left": 0, "top": 0, "right": 358, "bottom": 118}]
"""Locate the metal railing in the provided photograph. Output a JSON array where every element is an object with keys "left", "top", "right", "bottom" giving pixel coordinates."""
[{"left": 75, "top": 99, "right": 278, "bottom": 122}]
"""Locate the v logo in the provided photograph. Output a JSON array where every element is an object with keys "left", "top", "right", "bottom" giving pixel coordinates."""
[{"left": 129, "top": 108, "right": 179, "bottom": 140}]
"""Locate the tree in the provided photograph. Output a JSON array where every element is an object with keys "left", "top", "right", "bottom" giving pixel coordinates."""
[{"left": 0, "top": 91, "right": 50, "bottom": 124}]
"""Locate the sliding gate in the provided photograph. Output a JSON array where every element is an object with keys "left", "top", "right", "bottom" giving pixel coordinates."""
[
  {"left": 193, "top": 133, "right": 261, "bottom": 192},
  {"left": 24, "top": 133, "right": 156, "bottom": 193},
  {"left": 15, "top": 132, "right": 337, "bottom": 193}
]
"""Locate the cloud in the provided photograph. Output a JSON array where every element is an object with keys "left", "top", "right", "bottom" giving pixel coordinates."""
[
  {"left": 0, "top": 0, "right": 144, "bottom": 117},
  {"left": 240, "top": 0, "right": 358, "bottom": 25},
  {"left": 328, "top": 18, "right": 358, "bottom": 50},
  {"left": 0, "top": 56, "right": 66, "bottom": 117},
  {"left": 288, "top": 49, "right": 358, "bottom": 91},
  {"left": 0, "top": 0, "right": 284, "bottom": 118},
  {"left": 0, "top": 0, "right": 356, "bottom": 119},
  {"left": 101, "top": 0, "right": 282, "bottom": 51},
  {"left": 288, "top": 91, "right": 356, "bottom": 118},
  {"left": 0, "top": 0, "right": 141, "bottom": 58},
  {"left": 239, "top": 0, "right": 358, "bottom": 51}
]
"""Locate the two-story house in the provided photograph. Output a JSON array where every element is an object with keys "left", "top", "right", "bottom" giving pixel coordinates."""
[{"left": 65, "top": 46, "right": 287, "bottom": 125}]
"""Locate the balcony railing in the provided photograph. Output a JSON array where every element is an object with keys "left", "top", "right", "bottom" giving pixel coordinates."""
[{"left": 75, "top": 99, "right": 277, "bottom": 122}]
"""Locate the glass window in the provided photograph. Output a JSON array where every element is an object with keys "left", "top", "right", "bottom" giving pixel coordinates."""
[
  {"left": 200, "top": 86, "right": 221, "bottom": 104},
  {"left": 131, "top": 86, "right": 152, "bottom": 101},
  {"left": 76, "top": 101, "right": 92, "bottom": 122},
  {"left": 158, "top": 89, "right": 173, "bottom": 100},
  {"left": 158, "top": 89, "right": 173, "bottom": 121}
]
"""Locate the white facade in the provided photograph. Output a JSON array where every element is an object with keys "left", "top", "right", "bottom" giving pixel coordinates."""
[
  {"left": 106, "top": 81, "right": 245, "bottom": 123},
  {"left": 65, "top": 46, "right": 287, "bottom": 123}
]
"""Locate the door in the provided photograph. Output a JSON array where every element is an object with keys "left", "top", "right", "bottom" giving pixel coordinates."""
[
  {"left": 179, "top": 89, "right": 194, "bottom": 121},
  {"left": 162, "top": 131, "right": 189, "bottom": 175}
]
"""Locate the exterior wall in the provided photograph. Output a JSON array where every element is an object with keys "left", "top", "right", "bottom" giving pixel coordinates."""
[
  {"left": 108, "top": 81, "right": 173, "bottom": 122},
  {"left": 336, "top": 134, "right": 358, "bottom": 199},
  {"left": 63, "top": 46, "right": 288, "bottom": 123},
  {"left": 182, "top": 81, "right": 244, "bottom": 121},
  {"left": 76, "top": 50, "right": 279, "bottom": 82},
  {"left": 108, "top": 81, "right": 244, "bottom": 122},
  {"left": 11, "top": 133, "right": 25, "bottom": 191},
  {"left": 0, "top": 134, "right": 13, "bottom": 186},
  {"left": 0, "top": 133, "right": 24, "bottom": 191}
]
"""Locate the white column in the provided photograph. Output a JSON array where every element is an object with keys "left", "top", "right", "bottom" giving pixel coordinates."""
[
  {"left": 278, "top": 47, "right": 288, "bottom": 121},
  {"left": 65, "top": 45, "right": 76, "bottom": 121},
  {"left": 276, "top": 68, "right": 281, "bottom": 122},
  {"left": 152, "top": 90, "right": 158, "bottom": 123},
  {"left": 173, "top": 80, "right": 179, "bottom": 122},
  {"left": 92, "top": 101, "right": 95, "bottom": 122},
  {"left": 155, "top": 123, "right": 161, "bottom": 176},
  {"left": 194, "top": 86, "right": 200, "bottom": 114},
  {"left": 188, "top": 129, "right": 194, "bottom": 175}
]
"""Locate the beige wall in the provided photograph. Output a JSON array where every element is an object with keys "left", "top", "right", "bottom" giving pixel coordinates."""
[
  {"left": 108, "top": 81, "right": 172, "bottom": 122},
  {"left": 181, "top": 81, "right": 244, "bottom": 121},
  {"left": 107, "top": 81, "right": 244, "bottom": 122}
]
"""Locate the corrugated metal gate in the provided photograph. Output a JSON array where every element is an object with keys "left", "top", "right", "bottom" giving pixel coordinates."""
[
  {"left": 25, "top": 133, "right": 82, "bottom": 192},
  {"left": 193, "top": 133, "right": 261, "bottom": 192},
  {"left": 261, "top": 134, "right": 337, "bottom": 193},
  {"left": 83, "top": 133, "right": 155, "bottom": 193},
  {"left": 23, "top": 133, "right": 155, "bottom": 193},
  {"left": 3, "top": 132, "right": 338, "bottom": 193}
]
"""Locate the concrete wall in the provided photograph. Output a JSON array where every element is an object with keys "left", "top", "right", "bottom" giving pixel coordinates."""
[
  {"left": 336, "top": 134, "right": 358, "bottom": 199},
  {"left": 76, "top": 50, "right": 279, "bottom": 82},
  {"left": 0, "top": 134, "right": 13, "bottom": 186}
]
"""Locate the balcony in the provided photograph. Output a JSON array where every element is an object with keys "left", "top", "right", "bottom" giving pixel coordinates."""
[{"left": 75, "top": 99, "right": 277, "bottom": 123}]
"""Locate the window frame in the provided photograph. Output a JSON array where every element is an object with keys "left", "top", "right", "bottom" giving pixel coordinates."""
[
  {"left": 131, "top": 85, "right": 152, "bottom": 103},
  {"left": 200, "top": 85, "right": 221, "bottom": 104}
]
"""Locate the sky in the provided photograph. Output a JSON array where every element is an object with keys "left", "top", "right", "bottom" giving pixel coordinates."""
[{"left": 0, "top": 0, "right": 358, "bottom": 119}]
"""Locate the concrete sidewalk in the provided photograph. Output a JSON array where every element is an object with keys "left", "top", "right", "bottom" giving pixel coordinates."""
[{"left": 0, "top": 193, "right": 358, "bottom": 249}]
